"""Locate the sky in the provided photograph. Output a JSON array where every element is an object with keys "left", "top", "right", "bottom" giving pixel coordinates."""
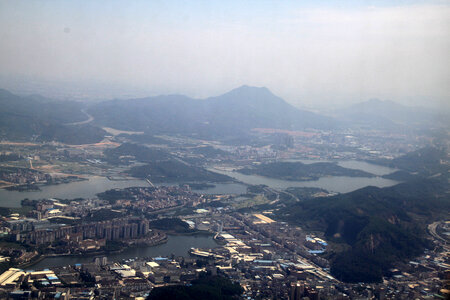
[{"left": 0, "top": 0, "right": 449, "bottom": 109}]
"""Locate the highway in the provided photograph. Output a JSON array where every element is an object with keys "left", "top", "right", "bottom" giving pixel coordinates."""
[{"left": 428, "top": 221, "right": 448, "bottom": 244}]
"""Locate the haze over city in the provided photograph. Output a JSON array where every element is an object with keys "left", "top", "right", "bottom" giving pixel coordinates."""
[{"left": 0, "top": 0, "right": 449, "bottom": 109}]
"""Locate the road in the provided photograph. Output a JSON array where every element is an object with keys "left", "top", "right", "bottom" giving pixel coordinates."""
[
  {"left": 428, "top": 221, "right": 448, "bottom": 244},
  {"left": 65, "top": 109, "right": 94, "bottom": 126},
  {"left": 264, "top": 186, "right": 300, "bottom": 204}
]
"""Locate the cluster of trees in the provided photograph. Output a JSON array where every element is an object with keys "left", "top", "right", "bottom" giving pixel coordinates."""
[
  {"left": 104, "top": 143, "right": 171, "bottom": 165},
  {"left": 147, "top": 275, "right": 243, "bottom": 300},
  {"left": 149, "top": 218, "right": 191, "bottom": 233},
  {"left": 97, "top": 189, "right": 135, "bottom": 204},
  {"left": 85, "top": 208, "right": 124, "bottom": 222},
  {"left": 375, "top": 146, "right": 448, "bottom": 177},
  {"left": 129, "top": 160, "right": 232, "bottom": 183}
]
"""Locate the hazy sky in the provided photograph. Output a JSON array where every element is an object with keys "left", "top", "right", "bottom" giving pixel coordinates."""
[{"left": 0, "top": 0, "right": 449, "bottom": 109}]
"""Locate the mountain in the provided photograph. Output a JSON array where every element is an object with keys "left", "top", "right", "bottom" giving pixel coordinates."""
[
  {"left": 0, "top": 89, "right": 86, "bottom": 124},
  {"left": 281, "top": 175, "right": 448, "bottom": 282},
  {"left": 279, "top": 147, "right": 450, "bottom": 283},
  {"left": 203, "top": 86, "right": 337, "bottom": 132},
  {"left": 337, "top": 98, "right": 449, "bottom": 129},
  {"left": 374, "top": 146, "right": 449, "bottom": 179},
  {"left": 88, "top": 86, "right": 337, "bottom": 138},
  {"left": 0, "top": 89, "right": 106, "bottom": 144},
  {"left": 0, "top": 86, "right": 337, "bottom": 143}
]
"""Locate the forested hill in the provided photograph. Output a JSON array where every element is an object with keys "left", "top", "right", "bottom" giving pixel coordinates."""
[
  {"left": 377, "top": 146, "right": 448, "bottom": 176},
  {"left": 104, "top": 143, "right": 172, "bottom": 164},
  {"left": 279, "top": 173, "right": 449, "bottom": 283},
  {"left": 238, "top": 161, "right": 374, "bottom": 181},
  {"left": 87, "top": 85, "right": 338, "bottom": 138},
  {"left": 128, "top": 160, "right": 233, "bottom": 183},
  {"left": 0, "top": 89, "right": 105, "bottom": 144}
]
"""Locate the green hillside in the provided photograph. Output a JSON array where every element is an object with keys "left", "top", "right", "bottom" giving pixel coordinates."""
[
  {"left": 279, "top": 174, "right": 449, "bottom": 282},
  {"left": 239, "top": 161, "right": 374, "bottom": 181},
  {"left": 0, "top": 89, "right": 105, "bottom": 144},
  {"left": 104, "top": 143, "right": 172, "bottom": 164},
  {"left": 128, "top": 160, "right": 233, "bottom": 183}
]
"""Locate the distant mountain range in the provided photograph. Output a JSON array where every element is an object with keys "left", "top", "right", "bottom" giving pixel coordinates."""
[
  {"left": 87, "top": 85, "right": 338, "bottom": 138},
  {"left": 0, "top": 89, "right": 105, "bottom": 144},
  {"left": 0, "top": 86, "right": 448, "bottom": 144},
  {"left": 336, "top": 98, "right": 449, "bottom": 129}
]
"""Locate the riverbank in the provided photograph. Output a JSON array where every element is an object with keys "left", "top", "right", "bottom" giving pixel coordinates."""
[
  {"left": 2, "top": 177, "right": 88, "bottom": 192},
  {"left": 27, "top": 234, "right": 219, "bottom": 270},
  {"left": 20, "top": 233, "right": 168, "bottom": 269},
  {"left": 208, "top": 165, "right": 398, "bottom": 194}
]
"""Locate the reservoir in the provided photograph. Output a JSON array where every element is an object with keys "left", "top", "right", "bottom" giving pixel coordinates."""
[
  {"left": 190, "top": 183, "right": 247, "bottom": 195},
  {"left": 0, "top": 160, "right": 396, "bottom": 207},
  {"left": 336, "top": 160, "right": 396, "bottom": 176},
  {"left": 28, "top": 234, "right": 218, "bottom": 270},
  {"left": 0, "top": 177, "right": 247, "bottom": 208},
  {"left": 280, "top": 159, "right": 396, "bottom": 176},
  {"left": 5, "top": 160, "right": 397, "bottom": 269},
  {"left": 209, "top": 160, "right": 399, "bottom": 194},
  {"left": 0, "top": 176, "right": 148, "bottom": 208}
]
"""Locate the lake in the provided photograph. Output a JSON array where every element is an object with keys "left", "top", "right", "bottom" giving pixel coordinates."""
[
  {"left": 0, "top": 160, "right": 396, "bottom": 207},
  {"left": 0, "top": 177, "right": 247, "bottom": 208},
  {"left": 209, "top": 160, "right": 398, "bottom": 193},
  {"left": 7, "top": 160, "right": 398, "bottom": 269},
  {"left": 0, "top": 176, "right": 148, "bottom": 208},
  {"left": 336, "top": 160, "right": 396, "bottom": 176},
  {"left": 28, "top": 234, "right": 218, "bottom": 270},
  {"left": 280, "top": 159, "right": 396, "bottom": 176}
]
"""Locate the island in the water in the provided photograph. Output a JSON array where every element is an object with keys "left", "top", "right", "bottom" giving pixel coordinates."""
[{"left": 238, "top": 161, "right": 375, "bottom": 181}]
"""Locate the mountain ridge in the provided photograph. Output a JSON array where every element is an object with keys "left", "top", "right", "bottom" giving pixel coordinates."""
[
  {"left": 0, "top": 89, "right": 106, "bottom": 144},
  {"left": 88, "top": 85, "right": 338, "bottom": 138},
  {"left": 1, "top": 86, "right": 447, "bottom": 144},
  {"left": 337, "top": 98, "right": 449, "bottom": 129}
]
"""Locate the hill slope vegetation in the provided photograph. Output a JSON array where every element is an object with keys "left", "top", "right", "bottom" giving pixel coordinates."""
[{"left": 88, "top": 85, "right": 337, "bottom": 138}]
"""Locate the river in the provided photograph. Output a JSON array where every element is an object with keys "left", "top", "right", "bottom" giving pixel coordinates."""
[
  {"left": 28, "top": 234, "right": 218, "bottom": 270},
  {"left": 0, "top": 177, "right": 247, "bottom": 208}
]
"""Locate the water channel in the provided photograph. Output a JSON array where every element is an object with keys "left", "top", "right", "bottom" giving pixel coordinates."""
[
  {"left": 29, "top": 234, "right": 218, "bottom": 269},
  {"left": 1, "top": 160, "right": 398, "bottom": 268}
]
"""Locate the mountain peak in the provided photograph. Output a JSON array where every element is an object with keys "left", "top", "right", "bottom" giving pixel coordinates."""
[
  {"left": 216, "top": 85, "right": 279, "bottom": 104},
  {"left": 229, "top": 85, "right": 272, "bottom": 95},
  {"left": 367, "top": 98, "right": 383, "bottom": 104}
]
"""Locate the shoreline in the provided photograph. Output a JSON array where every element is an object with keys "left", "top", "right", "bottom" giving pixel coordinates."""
[
  {"left": 22, "top": 232, "right": 217, "bottom": 268},
  {"left": 2, "top": 177, "right": 89, "bottom": 192}
]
